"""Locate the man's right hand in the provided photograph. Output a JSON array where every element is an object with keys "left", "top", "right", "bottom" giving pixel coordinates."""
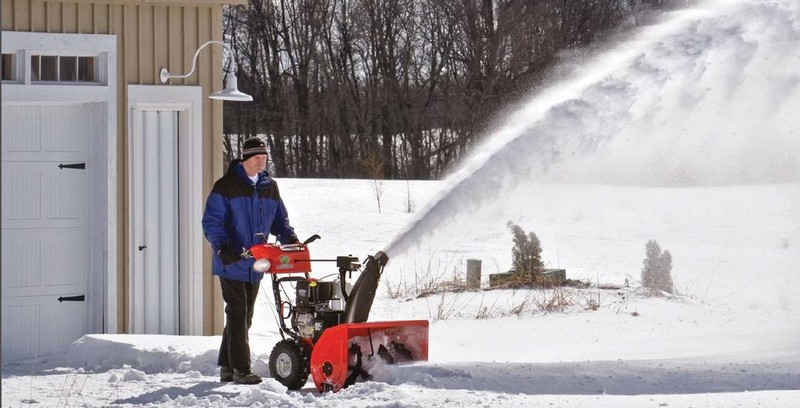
[{"left": 217, "top": 244, "right": 241, "bottom": 265}]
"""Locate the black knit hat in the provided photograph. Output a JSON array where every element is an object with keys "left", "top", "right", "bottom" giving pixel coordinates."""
[{"left": 241, "top": 137, "right": 268, "bottom": 161}]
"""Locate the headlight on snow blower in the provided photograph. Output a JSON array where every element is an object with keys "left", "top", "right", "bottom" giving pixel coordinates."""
[{"left": 253, "top": 259, "right": 271, "bottom": 273}]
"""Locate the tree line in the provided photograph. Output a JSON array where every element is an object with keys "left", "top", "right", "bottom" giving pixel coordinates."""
[{"left": 222, "top": 0, "right": 673, "bottom": 179}]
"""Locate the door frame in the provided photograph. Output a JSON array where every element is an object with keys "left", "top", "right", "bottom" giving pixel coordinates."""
[
  {"left": 127, "top": 85, "right": 204, "bottom": 335},
  {"left": 1, "top": 31, "right": 117, "bottom": 336}
]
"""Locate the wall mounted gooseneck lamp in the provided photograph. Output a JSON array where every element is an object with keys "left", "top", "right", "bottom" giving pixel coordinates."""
[{"left": 159, "top": 40, "right": 253, "bottom": 102}]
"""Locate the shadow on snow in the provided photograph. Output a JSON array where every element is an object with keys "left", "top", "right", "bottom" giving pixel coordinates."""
[{"left": 381, "top": 359, "right": 800, "bottom": 396}]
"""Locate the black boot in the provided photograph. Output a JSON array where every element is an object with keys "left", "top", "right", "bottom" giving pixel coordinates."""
[
  {"left": 234, "top": 369, "right": 262, "bottom": 385},
  {"left": 220, "top": 366, "right": 234, "bottom": 382}
]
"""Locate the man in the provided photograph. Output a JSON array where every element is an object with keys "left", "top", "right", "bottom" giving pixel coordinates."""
[{"left": 202, "top": 137, "right": 299, "bottom": 384}]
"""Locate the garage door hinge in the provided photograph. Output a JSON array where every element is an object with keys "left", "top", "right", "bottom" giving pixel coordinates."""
[
  {"left": 57, "top": 295, "right": 85, "bottom": 302},
  {"left": 58, "top": 163, "right": 86, "bottom": 170}
]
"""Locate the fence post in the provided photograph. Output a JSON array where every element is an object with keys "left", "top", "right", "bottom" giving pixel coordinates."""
[{"left": 466, "top": 259, "right": 482, "bottom": 289}]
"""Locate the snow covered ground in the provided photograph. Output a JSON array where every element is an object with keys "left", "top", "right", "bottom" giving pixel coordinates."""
[
  {"left": 3, "top": 0, "right": 800, "bottom": 406},
  {"left": 2, "top": 180, "right": 799, "bottom": 407}
]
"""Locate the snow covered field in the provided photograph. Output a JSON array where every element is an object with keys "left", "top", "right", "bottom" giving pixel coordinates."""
[
  {"left": 3, "top": 0, "right": 800, "bottom": 406},
  {"left": 2, "top": 180, "right": 799, "bottom": 407}
]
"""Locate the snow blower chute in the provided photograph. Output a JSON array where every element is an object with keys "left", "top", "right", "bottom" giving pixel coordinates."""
[{"left": 246, "top": 235, "right": 428, "bottom": 392}]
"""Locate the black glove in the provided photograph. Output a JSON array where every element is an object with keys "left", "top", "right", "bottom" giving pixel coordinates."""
[
  {"left": 284, "top": 235, "right": 300, "bottom": 245},
  {"left": 217, "top": 244, "right": 241, "bottom": 266}
]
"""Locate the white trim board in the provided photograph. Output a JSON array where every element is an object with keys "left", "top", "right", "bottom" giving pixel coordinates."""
[
  {"left": 2, "top": 85, "right": 110, "bottom": 103},
  {"left": 2, "top": 31, "right": 117, "bottom": 54}
]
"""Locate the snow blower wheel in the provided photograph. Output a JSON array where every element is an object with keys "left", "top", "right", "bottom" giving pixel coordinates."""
[{"left": 268, "top": 339, "right": 309, "bottom": 390}]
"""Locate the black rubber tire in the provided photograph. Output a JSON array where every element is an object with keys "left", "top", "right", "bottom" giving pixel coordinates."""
[{"left": 268, "top": 339, "right": 310, "bottom": 390}]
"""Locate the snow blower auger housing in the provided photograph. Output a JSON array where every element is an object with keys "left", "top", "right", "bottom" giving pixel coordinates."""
[{"left": 247, "top": 235, "right": 428, "bottom": 392}]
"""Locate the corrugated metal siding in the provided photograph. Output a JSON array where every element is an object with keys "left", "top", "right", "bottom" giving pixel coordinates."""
[{"left": 2, "top": 0, "right": 231, "bottom": 335}]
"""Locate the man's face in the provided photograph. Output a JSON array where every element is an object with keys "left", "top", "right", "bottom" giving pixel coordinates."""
[{"left": 242, "top": 154, "right": 268, "bottom": 176}]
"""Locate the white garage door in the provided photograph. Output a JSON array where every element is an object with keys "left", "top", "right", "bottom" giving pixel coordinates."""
[{"left": 2, "top": 104, "right": 90, "bottom": 361}]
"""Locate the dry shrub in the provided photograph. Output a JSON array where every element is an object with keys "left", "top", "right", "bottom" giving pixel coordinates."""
[
  {"left": 533, "top": 287, "right": 573, "bottom": 313},
  {"left": 475, "top": 306, "right": 492, "bottom": 319},
  {"left": 384, "top": 253, "right": 464, "bottom": 299},
  {"left": 510, "top": 293, "right": 533, "bottom": 315}
]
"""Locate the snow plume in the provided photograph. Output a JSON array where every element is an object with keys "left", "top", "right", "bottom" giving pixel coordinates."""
[{"left": 384, "top": 0, "right": 800, "bottom": 257}]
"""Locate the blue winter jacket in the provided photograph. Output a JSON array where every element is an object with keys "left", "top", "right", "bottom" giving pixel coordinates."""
[{"left": 202, "top": 160, "right": 298, "bottom": 282}]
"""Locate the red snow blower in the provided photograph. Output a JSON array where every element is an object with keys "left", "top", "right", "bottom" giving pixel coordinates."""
[{"left": 246, "top": 235, "right": 428, "bottom": 392}]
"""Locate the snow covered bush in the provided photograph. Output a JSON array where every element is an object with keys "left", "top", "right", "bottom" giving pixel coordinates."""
[
  {"left": 641, "top": 240, "right": 674, "bottom": 294},
  {"left": 507, "top": 222, "right": 544, "bottom": 283}
]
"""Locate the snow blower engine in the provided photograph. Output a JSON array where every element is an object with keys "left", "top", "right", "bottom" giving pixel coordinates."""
[{"left": 246, "top": 235, "right": 428, "bottom": 392}]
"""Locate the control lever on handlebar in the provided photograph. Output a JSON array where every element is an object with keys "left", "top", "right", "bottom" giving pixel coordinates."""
[{"left": 303, "top": 234, "right": 321, "bottom": 245}]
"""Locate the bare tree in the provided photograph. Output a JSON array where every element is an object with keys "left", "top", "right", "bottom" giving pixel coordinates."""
[
  {"left": 222, "top": 0, "right": 674, "bottom": 180},
  {"left": 363, "top": 154, "right": 385, "bottom": 213}
]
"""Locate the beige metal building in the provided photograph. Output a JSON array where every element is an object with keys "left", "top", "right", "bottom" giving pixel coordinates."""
[{"left": 2, "top": 0, "right": 245, "bottom": 362}]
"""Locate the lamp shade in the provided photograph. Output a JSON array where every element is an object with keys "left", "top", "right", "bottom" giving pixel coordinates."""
[{"left": 210, "top": 72, "right": 253, "bottom": 102}]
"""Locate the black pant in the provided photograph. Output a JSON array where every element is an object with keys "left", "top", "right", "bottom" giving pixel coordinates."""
[{"left": 218, "top": 276, "right": 260, "bottom": 371}]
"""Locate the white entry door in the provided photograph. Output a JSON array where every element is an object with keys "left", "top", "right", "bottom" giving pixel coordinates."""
[
  {"left": 1, "top": 104, "right": 89, "bottom": 360},
  {"left": 128, "top": 109, "right": 179, "bottom": 334},
  {"left": 127, "top": 85, "right": 204, "bottom": 336}
]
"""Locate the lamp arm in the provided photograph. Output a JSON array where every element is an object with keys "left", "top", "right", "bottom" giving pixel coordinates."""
[{"left": 160, "top": 40, "right": 236, "bottom": 83}]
